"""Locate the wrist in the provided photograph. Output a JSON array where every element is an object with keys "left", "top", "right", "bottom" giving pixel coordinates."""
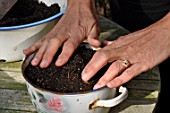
[
  {"left": 67, "top": 0, "right": 95, "bottom": 4},
  {"left": 67, "top": 0, "right": 96, "bottom": 11},
  {"left": 159, "top": 12, "right": 170, "bottom": 30}
]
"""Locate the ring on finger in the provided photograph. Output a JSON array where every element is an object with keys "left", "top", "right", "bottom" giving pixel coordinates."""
[{"left": 121, "top": 59, "right": 130, "bottom": 68}]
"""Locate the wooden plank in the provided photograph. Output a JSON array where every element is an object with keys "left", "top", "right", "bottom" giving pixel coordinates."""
[
  {"left": 110, "top": 99, "right": 156, "bottom": 113},
  {"left": 0, "top": 71, "right": 24, "bottom": 83},
  {"left": 126, "top": 89, "right": 159, "bottom": 101},
  {"left": 0, "top": 71, "right": 26, "bottom": 90},
  {"left": 0, "top": 89, "right": 158, "bottom": 113},
  {"left": 0, "top": 88, "right": 159, "bottom": 112},
  {"left": 0, "top": 89, "right": 36, "bottom": 112},
  {"left": 125, "top": 79, "right": 160, "bottom": 91},
  {"left": 0, "top": 81, "right": 26, "bottom": 90},
  {"left": 0, "top": 110, "right": 36, "bottom": 113},
  {"left": 0, "top": 61, "right": 22, "bottom": 72},
  {"left": 134, "top": 67, "right": 160, "bottom": 80}
]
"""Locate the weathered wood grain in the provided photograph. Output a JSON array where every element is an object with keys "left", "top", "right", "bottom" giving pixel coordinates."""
[
  {"left": 0, "top": 61, "right": 22, "bottom": 72},
  {"left": 0, "top": 89, "right": 36, "bottom": 112},
  {"left": 0, "top": 71, "right": 26, "bottom": 90},
  {"left": 110, "top": 100, "right": 156, "bottom": 113},
  {"left": 0, "top": 110, "right": 35, "bottom": 113}
]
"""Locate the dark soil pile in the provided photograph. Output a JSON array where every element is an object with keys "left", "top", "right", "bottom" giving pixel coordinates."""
[
  {"left": 0, "top": 0, "right": 60, "bottom": 26},
  {"left": 24, "top": 45, "right": 110, "bottom": 93}
]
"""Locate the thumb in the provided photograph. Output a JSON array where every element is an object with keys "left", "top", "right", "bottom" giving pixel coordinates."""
[{"left": 87, "top": 25, "right": 101, "bottom": 47}]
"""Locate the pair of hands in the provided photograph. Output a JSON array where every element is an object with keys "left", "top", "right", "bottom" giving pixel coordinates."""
[{"left": 24, "top": 0, "right": 170, "bottom": 89}]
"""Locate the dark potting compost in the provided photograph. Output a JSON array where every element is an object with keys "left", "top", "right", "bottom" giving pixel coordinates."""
[
  {"left": 25, "top": 45, "right": 110, "bottom": 93},
  {"left": 0, "top": 0, "right": 60, "bottom": 26}
]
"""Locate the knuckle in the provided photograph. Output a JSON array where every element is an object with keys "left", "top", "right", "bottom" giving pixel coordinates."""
[
  {"left": 100, "top": 77, "right": 108, "bottom": 84},
  {"left": 64, "top": 41, "right": 75, "bottom": 50},
  {"left": 34, "top": 53, "right": 43, "bottom": 60},
  {"left": 39, "top": 37, "right": 46, "bottom": 43},
  {"left": 50, "top": 38, "right": 61, "bottom": 45},
  {"left": 78, "top": 24, "right": 86, "bottom": 34},
  {"left": 29, "top": 45, "right": 37, "bottom": 51},
  {"left": 116, "top": 77, "right": 124, "bottom": 85},
  {"left": 113, "top": 39, "right": 121, "bottom": 48},
  {"left": 114, "top": 62, "right": 123, "bottom": 71},
  {"left": 32, "top": 41, "right": 42, "bottom": 49},
  {"left": 125, "top": 68, "right": 136, "bottom": 77},
  {"left": 44, "top": 51, "right": 52, "bottom": 58},
  {"left": 107, "top": 78, "right": 123, "bottom": 88},
  {"left": 96, "top": 50, "right": 110, "bottom": 61},
  {"left": 65, "top": 25, "right": 71, "bottom": 32},
  {"left": 107, "top": 82, "right": 115, "bottom": 88},
  {"left": 59, "top": 27, "right": 71, "bottom": 36},
  {"left": 97, "top": 80, "right": 105, "bottom": 87}
]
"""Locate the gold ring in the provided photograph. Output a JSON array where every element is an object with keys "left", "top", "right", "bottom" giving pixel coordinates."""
[{"left": 122, "top": 59, "right": 130, "bottom": 68}]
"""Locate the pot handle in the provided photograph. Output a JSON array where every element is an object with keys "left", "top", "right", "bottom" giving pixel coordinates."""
[{"left": 90, "top": 86, "right": 128, "bottom": 109}]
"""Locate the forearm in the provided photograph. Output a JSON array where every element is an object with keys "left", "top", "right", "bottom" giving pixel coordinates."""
[{"left": 154, "top": 11, "right": 170, "bottom": 59}]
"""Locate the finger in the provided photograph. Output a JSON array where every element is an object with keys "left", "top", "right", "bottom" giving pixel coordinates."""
[
  {"left": 23, "top": 39, "right": 43, "bottom": 55},
  {"left": 31, "top": 41, "right": 48, "bottom": 67},
  {"left": 107, "top": 63, "right": 146, "bottom": 88},
  {"left": 55, "top": 36, "right": 83, "bottom": 66},
  {"left": 39, "top": 37, "right": 64, "bottom": 68},
  {"left": 93, "top": 60, "right": 127, "bottom": 89},
  {"left": 102, "top": 40, "right": 113, "bottom": 46},
  {"left": 87, "top": 25, "right": 101, "bottom": 47},
  {"left": 82, "top": 50, "right": 109, "bottom": 82},
  {"left": 23, "top": 26, "right": 59, "bottom": 56}
]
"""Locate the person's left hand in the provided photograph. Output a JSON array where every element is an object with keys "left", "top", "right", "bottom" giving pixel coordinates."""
[{"left": 81, "top": 14, "right": 170, "bottom": 89}]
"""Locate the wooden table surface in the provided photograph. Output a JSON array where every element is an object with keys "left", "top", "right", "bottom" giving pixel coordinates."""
[{"left": 0, "top": 16, "right": 160, "bottom": 113}]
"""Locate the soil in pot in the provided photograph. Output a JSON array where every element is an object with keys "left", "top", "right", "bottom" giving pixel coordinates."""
[
  {"left": 0, "top": 0, "right": 60, "bottom": 27},
  {"left": 24, "top": 45, "right": 111, "bottom": 93}
]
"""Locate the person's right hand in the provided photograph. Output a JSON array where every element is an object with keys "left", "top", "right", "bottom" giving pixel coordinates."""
[{"left": 23, "top": 0, "right": 101, "bottom": 68}]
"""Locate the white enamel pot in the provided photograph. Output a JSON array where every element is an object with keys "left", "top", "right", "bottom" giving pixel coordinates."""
[
  {"left": 0, "top": 0, "right": 67, "bottom": 62},
  {"left": 22, "top": 44, "right": 128, "bottom": 113}
]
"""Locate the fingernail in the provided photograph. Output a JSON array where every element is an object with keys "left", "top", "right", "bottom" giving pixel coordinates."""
[
  {"left": 82, "top": 73, "right": 88, "bottom": 81},
  {"left": 23, "top": 49, "right": 29, "bottom": 55},
  {"left": 56, "top": 59, "right": 62, "bottom": 66},
  {"left": 40, "top": 61, "right": 47, "bottom": 68},
  {"left": 31, "top": 58, "right": 38, "bottom": 66},
  {"left": 93, "top": 84, "right": 100, "bottom": 90}
]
